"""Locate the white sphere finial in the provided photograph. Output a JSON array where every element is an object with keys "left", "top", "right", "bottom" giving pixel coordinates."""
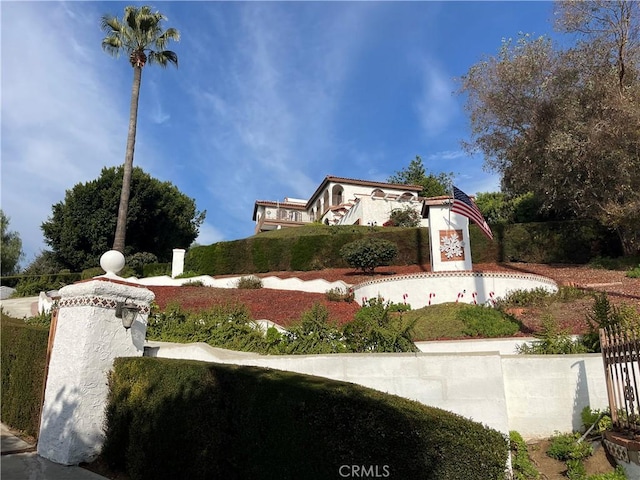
[{"left": 100, "top": 250, "right": 126, "bottom": 277}]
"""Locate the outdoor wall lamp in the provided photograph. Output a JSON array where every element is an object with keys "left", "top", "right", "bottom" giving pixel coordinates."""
[{"left": 115, "top": 301, "right": 140, "bottom": 329}]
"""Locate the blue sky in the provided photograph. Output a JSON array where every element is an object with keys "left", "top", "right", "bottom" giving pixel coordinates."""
[{"left": 2, "top": 1, "right": 562, "bottom": 266}]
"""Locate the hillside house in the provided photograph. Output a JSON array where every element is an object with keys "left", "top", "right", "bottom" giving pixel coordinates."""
[{"left": 253, "top": 176, "right": 426, "bottom": 233}]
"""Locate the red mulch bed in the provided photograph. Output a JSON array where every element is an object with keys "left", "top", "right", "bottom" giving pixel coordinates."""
[
  {"left": 148, "top": 286, "right": 360, "bottom": 327},
  {"left": 148, "top": 263, "right": 640, "bottom": 330}
]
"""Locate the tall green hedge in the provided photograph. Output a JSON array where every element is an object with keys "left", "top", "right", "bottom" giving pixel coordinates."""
[
  {"left": 103, "top": 357, "right": 508, "bottom": 480},
  {"left": 182, "top": 220, "right": 622, "bottom": 275},
  {"left": 1, "top": 316, "right": 49, "bottom": 437}
]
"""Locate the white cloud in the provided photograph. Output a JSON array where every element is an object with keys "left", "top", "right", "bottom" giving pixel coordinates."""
[
  {"left": 1, "top": 2, "right": 127, "bottom": 261},
  {"left": 416, "top": 61, "right": 458, "bottom": 138},
  {"left": 194, "top": 222, "right": 225, "bottom": 247}
]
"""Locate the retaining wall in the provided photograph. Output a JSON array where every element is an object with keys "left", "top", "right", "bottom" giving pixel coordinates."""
[{"left": 144, "top": 339, "right": 608, "bottom": 440}]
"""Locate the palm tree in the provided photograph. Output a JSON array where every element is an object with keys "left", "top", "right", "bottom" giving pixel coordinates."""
[{"left": 101, "top": 5, "right": 179, "bottom": 254}]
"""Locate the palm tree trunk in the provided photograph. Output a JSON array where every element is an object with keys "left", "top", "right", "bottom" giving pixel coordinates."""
[{"left": 112, "top": 65, "right": 142, "bottom": 253}]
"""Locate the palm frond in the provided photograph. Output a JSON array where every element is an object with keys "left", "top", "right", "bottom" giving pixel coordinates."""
[
  {"left": 102, "top": 5, "right": 179, "bottom": 67},
  {"left": 148, "top": 50, "right": 179, "bottom": 68}
]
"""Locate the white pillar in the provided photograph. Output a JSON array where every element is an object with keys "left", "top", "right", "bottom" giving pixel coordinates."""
[
  {"left": 427, "top": 203, "right": 473, "bottom": 272},
  {"left": 171, "top": 248, "right": 186, "bottom": 278},
  {"left": 37, "top": 278, "right": 154, "bottom": 465}
]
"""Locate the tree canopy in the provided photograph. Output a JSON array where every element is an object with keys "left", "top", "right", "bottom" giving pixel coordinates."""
[
  {"left": 387, "top": 156, "right": 453, "bottom": 198},
  {"left": 1, "top": 210, "right": 24, "bottom": 275},
  {"left": 459, "top": 0, "right": 640, "bottom": 255},
  {"left": 41, "top": 167, "right": 205, "bottom": 271}
]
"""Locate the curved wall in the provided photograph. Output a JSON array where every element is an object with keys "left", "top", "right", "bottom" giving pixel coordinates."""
[{"left": 352, "top": 271, "right": 558, "bottom": 308}]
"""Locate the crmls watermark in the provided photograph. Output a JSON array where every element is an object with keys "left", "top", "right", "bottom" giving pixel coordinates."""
[{"left": 338, "top": 465, "right": 391, "bottom": 478}]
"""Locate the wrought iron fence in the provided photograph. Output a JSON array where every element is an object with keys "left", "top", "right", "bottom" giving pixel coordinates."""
[{"left": 600, "top": 325, "right": 640, "bottom": 435}]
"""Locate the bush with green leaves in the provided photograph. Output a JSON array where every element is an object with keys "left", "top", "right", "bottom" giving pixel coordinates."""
[
  {"left": 103, "top": 357, "right": 508, "bottom": 480},
  {"left": 627, "top": 265, "right": 640, "bottom": 278},
  {"left": 387, "top": 206, "right": 421, "bottom": 227},
  {"left": 175, "top": 271, "right": 201, "bottom": 279},
  {"left": 339, "top": 237, "right": 398, "bottom": 273},
  {"left": 457, "top": 304, "right": 520, "bottom": 337},
  {"left": 517, "top": 316, "right": 588, "bottom": 354},
  {"left": 277, "top": 303, "right": 346, "bottom": 354},
  {"left": 235, "top": 276, "right": 263, "bottom": 289},
  {"left": 1, "top": 316, "right": 49, "bottom": 437},
  {"left": 582, "top": 293, "right": 640, "bottom": 352},
  {"left": 343, "top": 297, "right": 417, "bottom": 352},
  {"left": 324, "top": 287, "right": 354, "bottom": 303},
  {"left": 125, "top": 252, "right": 158, "bottom": 276},
  {"left": 580, "top": 406, "right": 612, "bottom": 436},
  {"left": 146, "top": 303, "right": 267, "bottom": 352},
  {"left": 509, "top": 430, "right": 540, "bottom": 480},
  {"left": 546, "top": 432, "right": 593, "bottom": 462}
]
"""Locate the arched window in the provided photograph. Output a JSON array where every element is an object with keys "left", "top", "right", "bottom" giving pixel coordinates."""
[
  {"left": 399, "top": 192, "right": 415, "bottom": 201},
  {"left": 371, "top": 188, "right": 385, "bottom": 198},
  {"left": 332, "top": 185, "right": 344, "bottom": 205}
]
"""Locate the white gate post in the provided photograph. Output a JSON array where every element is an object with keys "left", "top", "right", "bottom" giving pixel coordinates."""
[
  {"left": 172, "top": 248, "right": 186, "bottom": 278},
  {"left": 37, "top": 272, "right": 154, "bottom": 465}
]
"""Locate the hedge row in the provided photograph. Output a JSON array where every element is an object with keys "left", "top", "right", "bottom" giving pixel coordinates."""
[
  {"left": 1, "top": 315, "right": 49, "bottom": 438},
  {"left": 185, "top": 220, "right": 621, "bottom": 275},
  {"left": 103, "top": 357, "right": 508, "bottom": 480}
]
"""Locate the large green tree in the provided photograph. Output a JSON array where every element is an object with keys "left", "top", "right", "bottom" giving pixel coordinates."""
[
  {"left": 41, "top": 167, "right": 205, "bottom": 271},
  {"left": 101, "top": 5, "right": 180, "bottom": 254},
  {"left": 1, "top": 210, "right": 24, "bottom": 275},
  {"left": 387, "top": 156, "right": 453, "bottom": 198},
  {"left": 460, "top": 1, "right": 640, "bottom": 255}
]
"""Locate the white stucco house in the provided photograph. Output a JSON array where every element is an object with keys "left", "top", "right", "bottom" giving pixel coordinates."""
[{"left": 252, "top": 176, "right": 427, "bottom": 233}]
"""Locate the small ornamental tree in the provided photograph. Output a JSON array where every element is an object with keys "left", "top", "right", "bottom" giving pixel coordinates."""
[
  {"left": 387, "top": 206, "right": 421, "bottom": 227},
  {"left": 340, "top": 238, "right": 398, "bottom": 273}
]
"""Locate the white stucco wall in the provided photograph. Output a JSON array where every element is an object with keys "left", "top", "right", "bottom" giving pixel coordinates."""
[
  {"left": 353, "top": 271, "right": 558, "bottom": 308},
  {"left": 145, "top": 342, "right": 510, "bottom": 435},
  {"left": 144, "top": 339, "right": 609, "bottom": 440},
  {"left": 502, "top": 354, "right": 608, "bottom": 438},
  {"left": 38, "top": 279, "right": 154, "bottom": 465}
]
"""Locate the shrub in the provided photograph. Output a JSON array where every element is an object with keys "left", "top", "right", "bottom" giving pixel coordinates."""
[
  {"left": 126, "top": 252, "right": 158, "bottom": 276},
  {"left": 343, "top": 297, "right": 417, "bottom": 352},
  {"left": 1, "top": 316, "right": 49, "bottom": 438},
  {"left": 103, "top": 357, "right": 508, "bottom": 480},
  {"left": 495, "top": 287, "right": 554, "bottom": 309},
  {"left": 142, "top": 262, "right": 171, "bottom": 278},
  {"left": 387, "top": 206, "right": 421, "bottom": 227},
  {"left": 279, "top": 303, "right": 346, "bottom": 354},
  {"left": 324, "top": 287, "right": 354, "bottom": 303},
  {"left": 582, "top": 293, "right": 640, "bottom": 352},
  {"left": 580, "top": 406, "right": 612, "bottom": 436},
  {"left": 175, "top": 271, "right": 201, "bottom": 279},
  {"left": 509, "top": 430, "right": 540, "bottom": 480},
  {"left": 546, "top": 432, "right": 592, "bottom": 462},
  {"left": 627, "top": 264, "right": 640, "bottom": 278},
  {"left": 340, "top": 237, "right": 398, "bottom": 273},
  {"left": 457, "top": 305, "right": 519, "bottom": 338},
  {"left": 517, "top": 316, "right": 588, "bottom": 354},
  {"left": 25, "top": 311, "right": 52, "bottom": 328},
  {"left": 235, "top": 276, "right": 263, "bottom": 289},
  {"left": 146, "top": 303, "right": 267, "bottom": 353}
]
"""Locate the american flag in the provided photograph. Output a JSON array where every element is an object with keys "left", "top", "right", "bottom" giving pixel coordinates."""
[{"left": 451, "top": 186, "right": 494, "bottom": 240}]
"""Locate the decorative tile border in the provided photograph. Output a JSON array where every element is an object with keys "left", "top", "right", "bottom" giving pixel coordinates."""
[
  {"left": 605, "top": 438, "right": 630, "bottom": 463},
  {"left": 58, "top": 295, "right": 150, "bottom": 315},
  {"left": 354, "top": 271, "right": 558, "bottom": 289}
]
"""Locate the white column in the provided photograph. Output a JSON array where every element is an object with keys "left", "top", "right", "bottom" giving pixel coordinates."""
[
  {"left": 171, "top": 248, "right": 186, "bottom": 278},
  {"left": 37, "top": 278, "right": 154, "bottom": 465},
  {"left": 428, "top": 203, "right": 473, "bottom": 272}
]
